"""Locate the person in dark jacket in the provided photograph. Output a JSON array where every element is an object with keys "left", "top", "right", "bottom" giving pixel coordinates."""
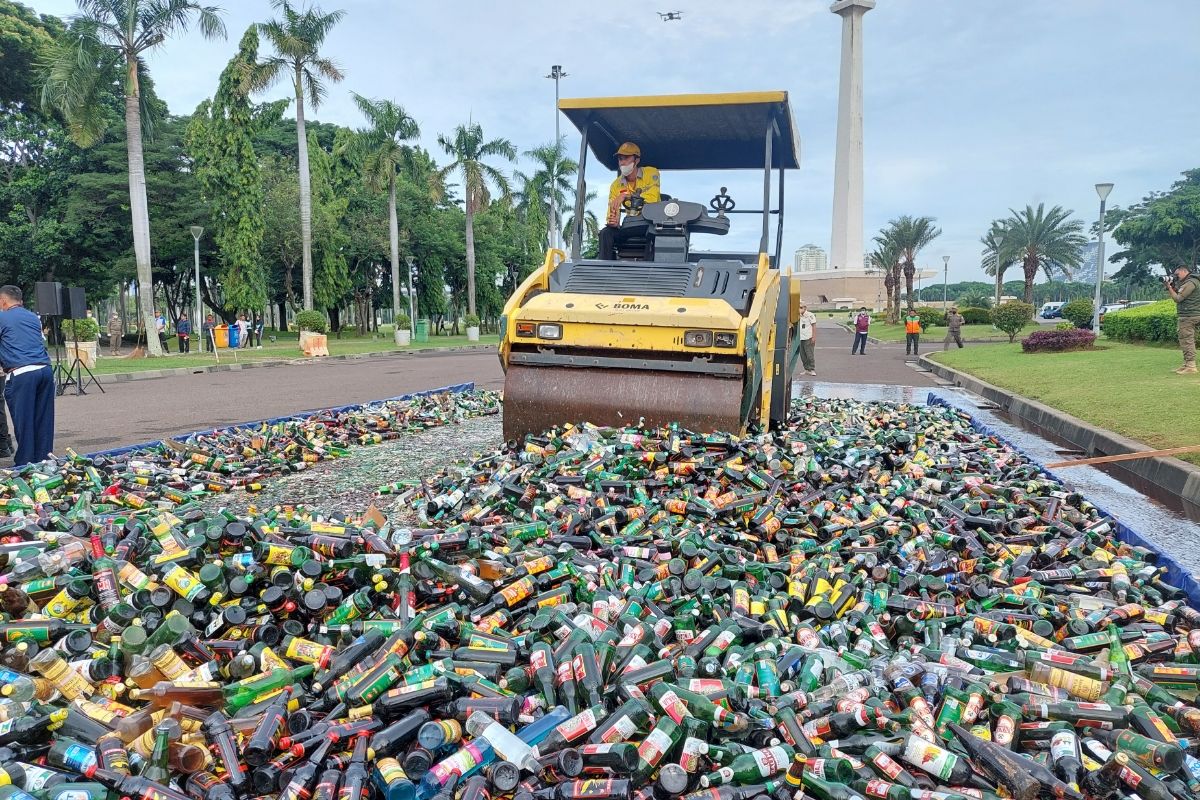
[
  {"left": 0, "top": 285, "right": 53, "bottom": 464},
  {"left": 202, "top": 314, "right": 216, "bottom": 352},
  {"left": 1166, "top": 265, "right": 1200, "bottom": 374},
  {"left": 176, "top": 312, "right": 192, "bottom": 354}
]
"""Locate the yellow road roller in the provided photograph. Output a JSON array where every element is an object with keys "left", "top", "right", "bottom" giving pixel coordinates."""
[{"left": 500, "top": 91, "right": 804, "bottom": 441}]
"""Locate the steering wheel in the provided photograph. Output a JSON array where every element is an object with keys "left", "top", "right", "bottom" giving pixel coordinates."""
[{"left": 621, "top": 189, "right": 646, "bottom": 215}]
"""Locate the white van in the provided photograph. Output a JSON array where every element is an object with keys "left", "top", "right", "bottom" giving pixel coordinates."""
[{"left": 1038, "top": 302, "right": 1065, "bottom": 319}]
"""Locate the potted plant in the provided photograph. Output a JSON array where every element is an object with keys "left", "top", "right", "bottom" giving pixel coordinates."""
[
  {"left": 294, "top": 310, "right": 329, "bottom": 356},
  {"left": 394, "top": 314, "right": 411, "bottom": 346},
  {"left": 464, "top": 313, "right": 481, "bottom": 342},
  {"left": 61, "top": 317, "right": 100, "bottom": 367}
]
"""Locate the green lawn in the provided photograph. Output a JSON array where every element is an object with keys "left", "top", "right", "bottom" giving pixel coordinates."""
[
  {"left": 931, "top": 341, "right": 1200, "bottom": 465},
  {"left": 84, "top": 332, "right": 498, "bottom": 376},
  {"left": 866, "top": 323, "right": 1019, "bottom": 344}
]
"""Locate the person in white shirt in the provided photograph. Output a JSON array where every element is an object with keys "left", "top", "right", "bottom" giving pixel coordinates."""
[{"left": 797, "top": 303, "right": 817, "bottom": 376}]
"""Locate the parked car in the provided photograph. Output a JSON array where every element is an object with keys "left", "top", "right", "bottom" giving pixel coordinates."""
[
  {"left": 1039, "top": 302, "right": 1066, "bottom": 319},
  {"left": 1098, "top": 302, "right": 1129, "bottom": 325}
]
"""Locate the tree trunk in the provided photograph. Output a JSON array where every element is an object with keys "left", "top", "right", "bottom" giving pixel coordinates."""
[
  {"left": 995, "top": 265, "right": 1003, "bottom": 305},
  {"left": 465, "top": 199, "right": 478, "bottom": 317},
  {"left": 388, "top": 176, "right": 401, "bottom": 324},
  {"left": 124, "top": 63, "right": 163, "bottom": 356},
  {"left": 277, "top": 300, "right": 288, "bottom": 331},
  {"left": 1023, "top": 258, "right": 1036, "bottom": 305},
  {"left": 295, "top": 72, "right": 314, "bottom": 311},
  {"left": 328, "top": 306, "right": 341, "bottom": 334},
  {"left": 903, "top": 260, "right": 915, "bottom": 311}
]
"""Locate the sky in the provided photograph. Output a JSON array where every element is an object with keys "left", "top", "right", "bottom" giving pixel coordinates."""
[{"left": 26, "top": 0, "right": 1200, "bottom": 282}]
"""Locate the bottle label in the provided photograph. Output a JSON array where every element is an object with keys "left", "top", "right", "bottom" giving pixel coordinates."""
[
  {"left": 680, "top": 737, "right": 708, "bottom": 772},
  {"left": 902, "top": 736, "right": 957, "bottom": 781},
  {"left": 20, "top": 765, "right": 60, "bottom": 792},
  {"left": 1118, "top": 765, "right": 1141, "bottom": 788},
  {"left": 60, "top": 742, "right": 97, "bottom": 771},
  {"left": 751, "top": 745, "right": 788, "bottom": 777},
  {"left": 638, "top": 727, "right": 673, "bottom": 766},
  {"left": 1049, "top": 731, "right": 1076, "bottom": 762},
  {"left": 530, "top": 648, "right": 548, "bottom": 672},
  {"left": 557, "top": 707, "right": 597, "bottom": 742},
  {"left": 864, "top": 780, "right": 892, "bottom": 799},
  {"left": 600, "top": 715, "right": 638, "bottom": 743},
  {"left": 656, "top": 689, "right": 687, "bottom": 724},
  {"left": 872, "top": 750, "right": 903, "bottom": 780}
]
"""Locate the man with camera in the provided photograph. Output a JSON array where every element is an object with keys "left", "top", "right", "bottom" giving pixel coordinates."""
[
  {"left": 1166, "top": 263, "right": 1200, "bottom": 374},
  {"left": 1165, "top": 266, "right": 1200, "bottom": 374}
]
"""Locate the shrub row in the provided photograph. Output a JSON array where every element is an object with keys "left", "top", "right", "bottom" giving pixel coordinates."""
[
  {"left": 1060, "top": 298, "right": 1094, "bottom": 329},
  {"left": 959, "top": 307, "right": 991, "bottom": 325},
  {"left": 1102, "top": 300, "right": 1185, "bottom": 343},
  {"left": 1021, "top": 329, "right": 1097, "bottom": 352}
]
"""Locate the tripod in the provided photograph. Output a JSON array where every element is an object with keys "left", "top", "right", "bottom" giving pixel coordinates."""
[{"left": 56, "top": 322, "right": 104, "bottom": 396}]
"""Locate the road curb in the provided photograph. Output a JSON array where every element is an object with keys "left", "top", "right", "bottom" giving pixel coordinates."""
[
  {"left": 97, "top": 344, "right": 498, "bottom": 382},
  {"left": 919, "top": 355, "right": 1200, "bottom": 509}
]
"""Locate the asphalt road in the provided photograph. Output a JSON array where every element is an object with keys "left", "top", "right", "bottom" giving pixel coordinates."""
[
  {"left": 45, "top": 321, "right": 933, "bottom": 455},
  {"left": 51, "top": 349, "right": 505, "bottom": 454}
]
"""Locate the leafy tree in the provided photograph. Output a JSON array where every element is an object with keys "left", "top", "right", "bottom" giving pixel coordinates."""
[
  {"left": 958, "top": 292, "right": 993, "bottom": 309},
  {"left": 980, "top": 220, "right": 1015, "bottom": 305},
  {"left": 187, "top": 27, "right": 270, "bottom": 315},
  {"left": 868, "top": 235, "right": 902, "bottom": 322},
  {"left": 260, "top": 155, "right": 302, "bottom": 320},
  {"left": 252, "top": 0, "right": 345, "bottom": 311},
  {"left": 991, "top": 301, "right": 1035, "bottom": 342},
  {"left": 438, "top": 121, "right": 516, "bottom": 317},
  {"left": 1108, "top": 169, "right": 1200, "bottom": 286},
  {"left": 41, "top": 0, "right": 226, "bottom": 356},
  {"left": 997, "top": 204, "right": 1087, "bottom": 304},
  {"left": 1060, "top": 298, "right": 1094, "bottom": 329},
  {"left": 0, "top": 1, "right": 63, "bottom": 107},
  {"left": 307, "top": 129, "right": 350, "bottom": 324},
  {"left": 350, "top": 93, "right": 419, "bottom": 326}
]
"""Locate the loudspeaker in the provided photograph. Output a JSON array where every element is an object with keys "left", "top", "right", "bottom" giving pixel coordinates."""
[
  {"left": 62, "top": 286, "right": 87, "bottom": 320},
  {"left": 35, "top": 281, "right": 62, "bottom": 316}
]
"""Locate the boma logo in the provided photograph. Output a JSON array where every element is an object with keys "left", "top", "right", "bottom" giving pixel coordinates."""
[{"left": 612, "top": 302, "right": 650, "bottom": 310}]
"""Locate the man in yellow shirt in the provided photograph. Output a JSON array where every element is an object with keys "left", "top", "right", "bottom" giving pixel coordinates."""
[{"left": 598, "top": 142, "right": 661, "bottom": 260}]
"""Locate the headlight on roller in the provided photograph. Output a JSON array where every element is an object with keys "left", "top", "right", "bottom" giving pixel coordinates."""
[
  {"left": 714, "top": 332, "right": 737, "bottom": 348},
  {"left": 684, "top": 330, "right": 713, "bottom": 347},
  {"left": 537, "top": 323, "right": 563, "bottom": 340}
]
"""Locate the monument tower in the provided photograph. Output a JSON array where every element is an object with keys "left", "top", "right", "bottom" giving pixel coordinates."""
[{"left": 829, "top": 0, "right": 874, "bottom": 272}]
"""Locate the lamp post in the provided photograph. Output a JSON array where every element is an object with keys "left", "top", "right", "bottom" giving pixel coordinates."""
[
  {"left": 1091, "top": 183, "right": 1114, "bottom": 333},
  {"left": 405, "top": 255, "right": 417, "bottom": 335},
  {"left": 545, "top": 65, "right": 567, "bottom": 250},
  {"left": 189, "top": 226, "right": 203, "bottom": 329},
  {"left": 942, "top": 255, "right": 949, "bottom": 309}
]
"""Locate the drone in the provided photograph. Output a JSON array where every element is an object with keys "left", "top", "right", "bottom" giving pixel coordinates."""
[{"left": 658, "top": 11, "right": 683, "bottom": 21}]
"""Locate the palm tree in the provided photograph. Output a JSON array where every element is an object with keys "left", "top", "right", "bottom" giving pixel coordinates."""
[
  {"left": 881, "top": 215, "right": 942, "bottom": 313},
  {"left": 562, "top": 190, "right": 600, "bottom": 246},
  {"left": 515, "top": 138, "right": 576, "bottom": 250},
  {"left": 351, "top": 93, "right": 419, "bottom": 330},
  {"left": 980, "top": 220, "right": 1014, "bottom": 305},
  {"left": 253, "top": 0, "right": 345, "bottom": 311},
  {"left": 438, "top": 122, "right": 516, "bottom": 316},
  {"left": 868, "top": 238, "right": 902, "bottom": 322},
  {"left": 998, "top": 204, "right": 1087, "bottom": 304},
  {"left": 41, "top": 0, "right": 226, "bottom": 356}
]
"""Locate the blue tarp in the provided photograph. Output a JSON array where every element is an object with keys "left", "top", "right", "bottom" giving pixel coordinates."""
[
  {"left": 86, "top": 382, "right": 475, "bottom": 461},
  {"left": 926, "top": 392, "right": 1200, "bottom": 610}
]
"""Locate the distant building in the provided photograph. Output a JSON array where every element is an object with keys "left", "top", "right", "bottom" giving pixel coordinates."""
[
  {"left": 1051, "top": 242, "right": 1098, "bottom": 284},
  {"left": 792, "top": 244, "right": 829, "bottom": 274}
]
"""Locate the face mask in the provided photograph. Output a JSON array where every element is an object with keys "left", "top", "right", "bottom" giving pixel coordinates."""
[{"left": 619, "top": 163, "right": 635, "bottom": 177}]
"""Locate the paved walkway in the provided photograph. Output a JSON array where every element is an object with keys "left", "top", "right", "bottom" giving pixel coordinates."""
[
  {"left": 800, "top": 321, "right": 937, "bottom": 387},
  {"left": 53, "top": 349, "right": 505, "bottom": 454}
]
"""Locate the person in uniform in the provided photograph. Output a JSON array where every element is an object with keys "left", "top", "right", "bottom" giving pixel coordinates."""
[
  {"left": 1165, "top": 265, "right": 1200, "bottom": 374},
  {"left": 598, "top": 142, "right": 661, "bottom": 260},
  {"left": 0, "top": 286, "right": 54, "bottom": 465}
]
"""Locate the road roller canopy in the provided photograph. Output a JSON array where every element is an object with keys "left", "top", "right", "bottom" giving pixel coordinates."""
[{"left": 558, "top": 91, "right": 801, "bottom": 172}]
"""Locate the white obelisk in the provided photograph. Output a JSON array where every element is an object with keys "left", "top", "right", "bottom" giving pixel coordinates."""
[{"left": 829, "top": 0, "right": 874, "bottom": 273}]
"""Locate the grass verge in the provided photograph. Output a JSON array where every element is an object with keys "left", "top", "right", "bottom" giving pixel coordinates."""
[{"left": 931, "top": 342, "right": 1200, "bottom": 465}]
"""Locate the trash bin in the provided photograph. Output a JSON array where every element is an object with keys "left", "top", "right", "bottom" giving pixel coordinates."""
[
  {"left": 228, "top": 325, "right": 240, "bottom": 348},
  {"left": 415, "top": 319, "right": 430, "bottom": 343},
  {"left": 213, "top": 325, "right": 229, "bottom": 348}
]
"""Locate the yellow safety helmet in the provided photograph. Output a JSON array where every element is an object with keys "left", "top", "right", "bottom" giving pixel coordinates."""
[{"left": 614, "top": 142, "right": 641, "bottom": 157}]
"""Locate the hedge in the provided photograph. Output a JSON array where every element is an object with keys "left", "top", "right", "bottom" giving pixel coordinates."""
[
  {"left": 1102, "top": 300, "right": 1191, "bottom": 343},
  {"left": 959, "top": 307, "right": 991, "bottom": 325},
  {"left": 1021, "top": 329, "right": 1096, "bottom": 353},
  {"left": 913, "top": 306, "right": 947, "bottom": 328},
  {"left": 1061, "top": 298, "right": 1094, "bottom": 329},
  {"left": 991, "top": 301, "right": 1035, "bottom": 342},
  {"left": 294, "top": 310, "right": 329, "bottom": 334}
]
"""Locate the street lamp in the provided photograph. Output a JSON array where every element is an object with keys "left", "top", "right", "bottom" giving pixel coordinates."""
[
  {"left": 189, "top": 226, "right": 203, "bottom": 330},
  {"left": 942, "top": 255, "right": 950, "bottom": 308},
  {"left": 405, "top": 255, "right": 417, "bottom": 335},
  {"left": 545, "top": 65, "right": 568, "bottom": 249},
  {"left": 1091, "top": 182, "right": 1114, "bottom": 333}
]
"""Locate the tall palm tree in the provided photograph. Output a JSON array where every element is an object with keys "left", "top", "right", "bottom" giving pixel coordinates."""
[
  {"left": 351, "top": 93, "right": 419, "bottom": 329},
  {"left": 253, "top": 0, "right": 345, "bottom": 311},
  {"left": 41, "top": 0, "right": 226, "bottom": 356},
  {"left": 438, "top": 122, "right": 516, "bottom": 316},
  {"left": 881, "top": 215, "right": 942, "bottom": 313},
  {"left": 515, "top": 138, "right": 576, "bottom": 250},
  {"left": 998, "top": 204, "right": 1087, "bottom": 304},
  {"left": 868, "top": 238, "right": 902, "bottom": 322},
  {"left": 980, "top": 220, "right": 1014, "bottom": 304},
  {"left": 562, "top": 190, "right": 599, "bottom": 246}
]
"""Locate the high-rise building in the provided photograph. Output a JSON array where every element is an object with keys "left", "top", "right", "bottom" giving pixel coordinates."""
[
  {"left": 793, "top": 244, "right": 829, "bottom": 273},
  {"left": 1050, "top": 242, "right": 1099, "bottom": 283}
]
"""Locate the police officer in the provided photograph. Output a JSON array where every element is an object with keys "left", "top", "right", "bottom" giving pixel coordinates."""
[{"left": 0, "top": 286, "right": 54, "bottom": 465}]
